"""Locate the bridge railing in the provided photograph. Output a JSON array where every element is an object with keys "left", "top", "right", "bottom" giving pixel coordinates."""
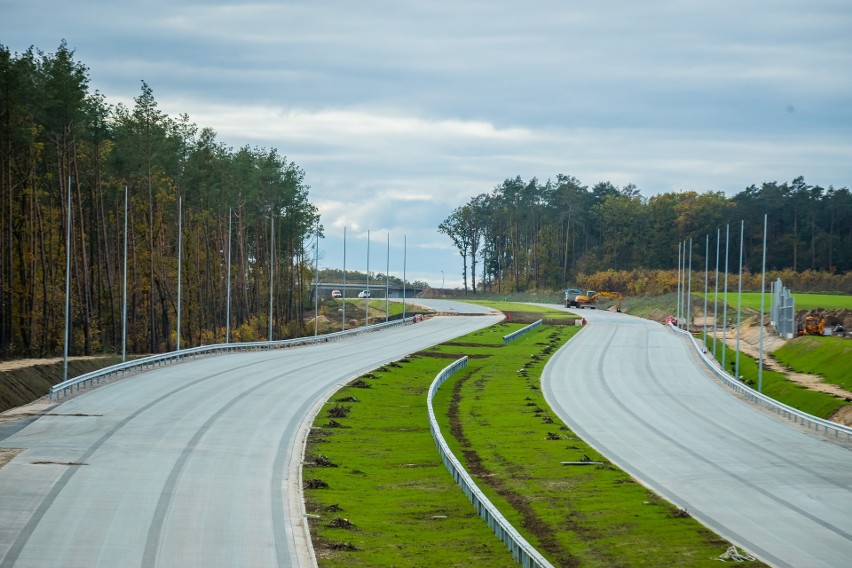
[
  {"left": 49, "top": 318, "right": 415, "bottom": 400},
  {"left": 427, "top": 357, "right": 554, "bottom": 568},
  {"left": 503, "top": 320, "right": 543, "bottom": 345},
  {"left": 670, "top": 324, "right": 852, "bottom": 442}
]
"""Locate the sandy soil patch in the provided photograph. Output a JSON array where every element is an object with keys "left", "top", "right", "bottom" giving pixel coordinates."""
[
  {"left": 0, "top": 448, "right": 23, "bottom": 470},
  {"left": 0, "top": 356, "right": 99, "bottom": 373}
]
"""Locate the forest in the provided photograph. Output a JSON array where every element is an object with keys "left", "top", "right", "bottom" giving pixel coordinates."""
[
  {"left": 440, "top": 175, "right": 852, "bottom": 294},
  {"left": 1, "top": 42, "right": 320, "bottom": 358},
  {"left": 4, "top": 43, "right": 850, "bottom": 359}
]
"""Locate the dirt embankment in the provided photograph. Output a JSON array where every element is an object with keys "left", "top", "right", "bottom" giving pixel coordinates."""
[
  {"left": 801, "top": 308, "right": 852, "bottom": 332},
  {"left": 0, "top": 356, "right": 126, "bottom": 413}
]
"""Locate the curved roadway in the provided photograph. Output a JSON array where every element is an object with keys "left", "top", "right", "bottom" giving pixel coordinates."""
[
  {"left": 541, "top": 307, "right": 852, "bottom": 568},
  {"left": 0, "top": 309, "right": 501, "bottom": 568}
]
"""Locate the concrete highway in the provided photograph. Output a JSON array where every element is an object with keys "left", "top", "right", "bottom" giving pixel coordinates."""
[
  {"left": 541, "top": 307, "right": 852, "bottom": 568},
  {"left": 0, "top": 310, "right": 501, "bottom": 568}
]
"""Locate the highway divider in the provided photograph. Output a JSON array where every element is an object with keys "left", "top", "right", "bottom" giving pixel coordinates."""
[
  {"left": 427, "top": 357, "right": 554, "bottom": 568},
  {"left": 503, "top": 319, "right": 543, "bottom": 345},
  {"left": 49, "top": 318, "right": 415, "bottom": 401},
  {"left": 669, "top": 324, "right": 852, "bottom": 443}
]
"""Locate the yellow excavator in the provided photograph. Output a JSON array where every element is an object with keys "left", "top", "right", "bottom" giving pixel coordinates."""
[
  {"left": 565, "top": 289, "right": 622, "bottom": 312},
  {"left": 588, "top": 291, "right": 623, "bottom": 312},
  {"left": 565, "top": 289, "right": 598, "bottom": 308},
  {"left": 798, "top": 315, "right": 825, "bottom": 336}
]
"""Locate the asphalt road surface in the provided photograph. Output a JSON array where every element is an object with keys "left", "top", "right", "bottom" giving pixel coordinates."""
[
  {"left": 541, "top": 307, "right": 852, "bottom": 568},
  {"left": 0, "top": 311, "right": 501, "bottom": 568}
]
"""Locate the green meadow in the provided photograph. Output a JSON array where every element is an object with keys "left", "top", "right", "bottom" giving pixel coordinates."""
[
  {"left": 305, "top": 318, "right": 754, "bottom": 567},
  {"left": 699, "top": 292, "right": 852, "bottom": 312},
  {"left": 773, "top": 336, "right": 852, "bottom": 392}
]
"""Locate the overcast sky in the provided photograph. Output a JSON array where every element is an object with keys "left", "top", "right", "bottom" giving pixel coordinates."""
[{"left": 2, "top": 0, "right": 851, "bottom": 287}]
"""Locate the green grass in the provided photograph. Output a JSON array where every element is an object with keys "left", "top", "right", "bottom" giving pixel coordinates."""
[
  {"left": 457, "top": 299, "right": 580, "bottom": 324},
  {"left": 698, "top": 292, "right": 852, "bottom": 312},
  {"left": 460, "top": 299, "right": 562, "bottom": 313},
  {"left": 323, "top": 298, "right": 426, "bottom": 321},
  {"left": 703, "top": 336, "right": 849, "bottom": 419},
  {"left": 773, "top": 336, "right": 852, "bottom": 392},
  {"left": 432, "top": 326, "right": 738, "bottom": 567},
  {"left": 306, "top": 319, "right": 752, "bottom": 566},
  {"left": 304, "top": 343, "right": 519, "bottom": 566},
  {"left": 618, "top": 292, "right": 676, "bottom": 319},
  {"left": 365, "top": 298, "right": 406, "bottom": 316}
]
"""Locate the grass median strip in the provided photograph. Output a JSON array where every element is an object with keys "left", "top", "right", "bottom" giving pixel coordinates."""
[{"left": 305, "top": 317, "right": 762, "bottom": 567}]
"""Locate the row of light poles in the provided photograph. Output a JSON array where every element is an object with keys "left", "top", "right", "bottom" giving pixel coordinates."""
[
  {"left": 675, "top": 214, "right": 768, "bottom": 392},
  {"left": 336, "top": 228, "right": 408, "bottom": 332},
  {"left": 60, "top": 185, "right": 411, "bottom": 381}
]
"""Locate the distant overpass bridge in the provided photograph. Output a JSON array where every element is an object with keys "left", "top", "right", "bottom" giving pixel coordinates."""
[{"left": 313, "top": 281, "right": 424, "bottom": 299}]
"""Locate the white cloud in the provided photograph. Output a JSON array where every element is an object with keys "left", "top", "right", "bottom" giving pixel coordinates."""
[{"left": 2, "top": 0, "right": 851, "bottom": 287}]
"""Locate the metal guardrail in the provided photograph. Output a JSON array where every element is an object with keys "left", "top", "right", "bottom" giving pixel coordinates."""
[
  {"left": 427, "top": 357, "right": 554, "bottom": 568},
  {"left": 670, "top": 324, "right": 852, "bottom": 442},
  {"left": 503, "top": 319, "right": 543, "bottom": 345},
  {"left": 49, "top": 318, "right": 415, "bottom": 400}
]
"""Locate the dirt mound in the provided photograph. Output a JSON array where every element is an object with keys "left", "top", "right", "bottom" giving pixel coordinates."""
[
  {"left": 0, "top": 356, "right": 127, "bottom": 413},
  {"left": 798, "top": 308, "right": 852, "bottom": 334}
]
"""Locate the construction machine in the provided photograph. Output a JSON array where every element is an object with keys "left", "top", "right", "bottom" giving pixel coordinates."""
[
  {"left": 564, "top": 288, "right": 622, "bottom": 312},
  {"left": 565, "top": 289, "right": 598, "bottom": 308},
  {"left": 564, "top": 288, "right": 583, "bottom": 308},
  {"left": 588, "top": 291, "right": 623, "bottom": 312},
  {"left": 798, "top": 315, "right": 825, "bottom": 336}
]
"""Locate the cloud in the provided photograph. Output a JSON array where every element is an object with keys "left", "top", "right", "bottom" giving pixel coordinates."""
[{"left": 2, "top": 0, "right": 851, "bottom": 287}]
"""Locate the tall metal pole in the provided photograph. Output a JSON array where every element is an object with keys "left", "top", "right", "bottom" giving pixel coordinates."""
[
  {"left": 314, "top": 222, "right": 319, "bottom": 337},
  {"left": 269, "top": 215, "right": 274, "bottom": 343},
  {"left": 122, "top": 186, "right": 128, "bottom": 362},
  {"left": 63, "top": 176, "right": 72, "bottom": 383},
  {"left": 713, "top": 227, "right": 720, "bottom": 355},
  {"left": 342, "top": 226, "right": 346, "bottom": 330},
  {"left": 678, "top": 239, "right": 686, "bottom": 329},
  {"left": 722, "top": 224, "right": 730, "bottom": 371},
  {"left": 735, "top": 220, "right": 744, "bottom": 377},
  {"left": 703, "top": 234, "right": 709, "bottom": 342},
  {"left": 402, "top": 235, "right": 407, "bottom": 320},
  {"left": 385, "top": 232, "right": 390, "bottom": 322},
  {"left": 759, "top": 214, "right": 768, "bottom": 392},
  {"left": 686, "top": 238, "right": 693, "bottom": 332},
  {"left": 365, "top": 229, "right": 370, "bottom": 326},
  {"left": 676, "top": 241, "right": 681, "bottom": 325},
  {"left": 226, "top": 208, "right": 232, "bottom": 344},
  {"left": 176, "top": 196, "right": 182, "bottom": 351}
]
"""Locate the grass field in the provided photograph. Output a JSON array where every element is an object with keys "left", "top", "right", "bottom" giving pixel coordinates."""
[
  {"left": 303, "top": 327, "right": 526, "bottom": 566},
  {"left": 773, "top": 336, "right": 852, "bottom": 392},
  {"left": 305, "top": 318, "right": 754, "bottom": 566},
  {"left": 460, "top": 299, "right": 580, "bottom": 324},
  {"left": 461, "top": 300, "right": 566, "bottom": 313},
  {"left": 698, "top": 292, "right": 852, "bottom": 312}
]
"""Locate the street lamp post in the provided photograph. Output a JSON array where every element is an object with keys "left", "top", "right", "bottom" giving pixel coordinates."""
[{"left": 441, "top": 270, "right": 445, "bottom": 296}]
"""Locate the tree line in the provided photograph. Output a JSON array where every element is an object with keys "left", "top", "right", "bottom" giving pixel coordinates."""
[
  {"left": 317, "top": 269, "right": 429, "bottom": 290},
  {"left": 1, "top": 42, "right": 320, "bottom": 358},
  {"left": 440, "top": 175, "right": 852, "bottom": 294}
]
